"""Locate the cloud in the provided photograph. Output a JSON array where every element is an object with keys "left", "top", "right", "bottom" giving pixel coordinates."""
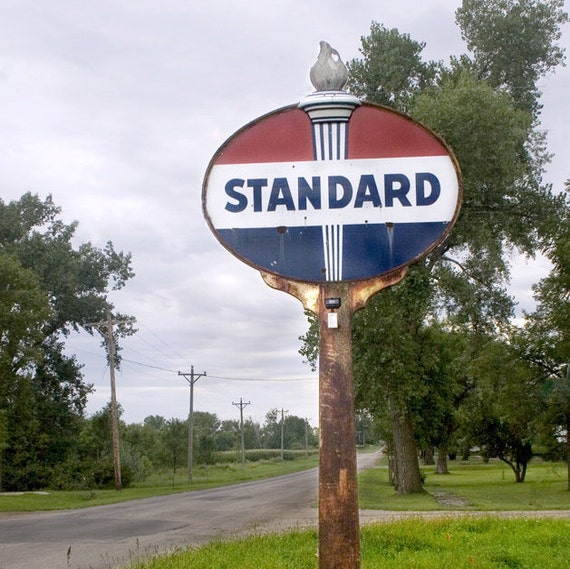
[{"left": 1, "top": 0, "right": 568, "bottom": 425}]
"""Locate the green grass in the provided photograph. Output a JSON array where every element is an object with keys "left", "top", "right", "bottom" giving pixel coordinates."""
[
  {"left": 0, "top": 455, "right": 319, "bottom": 512},
  {"left": 359, "top": 458, "right": 570, "bottom": 511},
  {"left": 128, "top": 518, "right": 570, "bottom": 569}
]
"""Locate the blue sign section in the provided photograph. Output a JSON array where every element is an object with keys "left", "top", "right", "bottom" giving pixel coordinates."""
[{"left": 217, "top": 222, "right": 448, "bottom": 282}]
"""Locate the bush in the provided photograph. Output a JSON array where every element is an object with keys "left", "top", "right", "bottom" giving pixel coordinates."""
[
  {"left": 2, "top": 463, "right": 50, "bottom": 491},
  {"left": 48, "top": 457, "right": 134, "bottom": 490},
  {"left": 49, "top": 458, "right": 91, "bottom": 490}
]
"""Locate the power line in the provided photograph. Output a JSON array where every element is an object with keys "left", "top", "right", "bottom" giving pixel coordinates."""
[
  {"left": 122, "top": 358, "right": 177, "bottom": 373},
  {"left": 98, "top": 321, "right": 317, "bottom": 383},
  {"left": 136, "top": 321, "right": 188, "bottom": 361},
  {"left": 120, "top": 358, "right": 316, "bottom": 382},
  {"left": 207, "top": 374, "right": 316, "bottom": 382}
]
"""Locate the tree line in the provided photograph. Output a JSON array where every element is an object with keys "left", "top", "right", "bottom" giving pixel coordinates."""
[{"left": 53, "top": 406, "right": 319, "bottom": 489}]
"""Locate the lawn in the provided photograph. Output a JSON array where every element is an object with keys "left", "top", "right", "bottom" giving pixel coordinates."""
[
  {"left": 359, "top": 457, "right": 570, "bottom": 511},
  {"left": 127, "top": 457, "right": 570, "bottom": 569},
  {"left": 128, "top": 517, "right": 570, "bottom": 569}
]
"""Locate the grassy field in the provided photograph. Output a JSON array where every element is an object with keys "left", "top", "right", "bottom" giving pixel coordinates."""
[
  {"left": 359, "top": 457, "right": 570, "bottom": 511},
  {"left": 0, "top": 455, "right": 319, "bottom": 512},
  {"left": 128, "top": 518, "right": 570, "bottom": 568},
  {"left": 124, "top": 457, "right": 570, "bottom": 569}
]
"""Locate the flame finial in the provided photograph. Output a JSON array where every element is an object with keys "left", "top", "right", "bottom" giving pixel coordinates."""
[{"left": 310, "top": 41, "right": 348, "bottom": 92}]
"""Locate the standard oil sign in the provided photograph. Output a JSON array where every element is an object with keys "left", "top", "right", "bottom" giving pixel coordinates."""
[{"left": 203, "top": 97, "right": 462, "bottom": 283}]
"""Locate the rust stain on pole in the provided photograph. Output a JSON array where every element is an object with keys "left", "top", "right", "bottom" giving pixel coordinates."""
[
  {"left": 260, "top": 268, "right": 408, "bottom": 569},
  {"left": 318, "top": 281, "right": 360, "bottom": 569}
]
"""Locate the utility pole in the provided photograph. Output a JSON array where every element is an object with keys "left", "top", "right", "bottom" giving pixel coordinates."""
[
  {"left": 105, "top": 312, "right": 122, "bottom": 491},
  {"left": 232, "top": 398, "right": 250, "bottom": 467},
  {"left": 280, "top": 408, "right": 288, "bottom": 461},
  {"left": 85, "top": 311, "right": 134, "bottom": 491},
  {"left": 178, "top": 366, "right": 207, "bottom": 482}
]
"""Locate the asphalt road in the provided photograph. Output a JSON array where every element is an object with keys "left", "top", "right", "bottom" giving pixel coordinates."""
[
  {"left": 0, "top": 466, "right": 319, "bottom": 569},
  {"left": 0, "top": 454, "right": 380, "bottom": 569}
]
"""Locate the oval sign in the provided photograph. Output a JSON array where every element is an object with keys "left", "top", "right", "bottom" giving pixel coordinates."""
[{"left": 203, "top": 101, "right": 462, "bottom": 283}]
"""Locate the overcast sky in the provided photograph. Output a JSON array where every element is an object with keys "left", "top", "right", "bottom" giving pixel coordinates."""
[{"left": 1, "top": 1, "right": 568, "bottom": 426}]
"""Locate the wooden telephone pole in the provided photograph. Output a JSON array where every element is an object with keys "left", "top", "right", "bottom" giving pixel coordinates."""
[
  {"left": 232, "top": 398, "right": 250, "bottom": 467},
  {"left": 86, "top": 312, "right": 134, "bottom": 491},
  {"left": 178, "top": 366, "right": 207, "bottom": 482},
  {"left": 105, "top": 312, "right": 122, "bottom": 491}
]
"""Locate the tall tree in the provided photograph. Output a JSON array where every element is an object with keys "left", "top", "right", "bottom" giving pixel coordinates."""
[
  {"left": 352, "top": 266, "right": 433, "bottom": 494},
  {"left": 301, "top": 2, "right": 567, "bottom": 493},
  {"left": 0, "top": 253, "right": 51, "bottom": 489},
  {"left": 347, "top": 22, "right": 437, "bottom": 112},
  {"left": 520, "top": 183, "right": 570, "bottom": 487},
  {"left": 0, "top": 193, "right": 134, "bottom": 490},
  {"left": 455, "top": 0, "right": 568, "bottom": 117}
]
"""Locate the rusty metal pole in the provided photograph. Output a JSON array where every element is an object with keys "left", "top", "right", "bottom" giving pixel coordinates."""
[
  {"left": 260, "top": 270, "right": 408, "bottom": 569},
  {"left": 318, "top": 282, "right": 360, "bottom": 569}
]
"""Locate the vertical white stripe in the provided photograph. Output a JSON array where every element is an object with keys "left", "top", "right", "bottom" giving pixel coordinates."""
[
  {"left": 312, "top": 120, "right": 348, "bottom": 281},
  {"left": 331, "top": 225, "right": 336, "bottom": 281},
  {"left": 321, "top": 224, "right": 343, "bottom": 281},
  {"left": 339, "top": 124, "right": 347, "bottom": 159},
  {"left": 313, "top": 124, "right": 322, "bottom": 161},
  {"left": 337, "top": 224, "right": 343, "bottom": 280}
]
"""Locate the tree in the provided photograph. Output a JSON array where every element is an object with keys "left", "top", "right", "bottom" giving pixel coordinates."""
[
  {"left": 0, "top": 253, "right": 50, "bottom": 376},
  {"left": 162, "top": 418, "right": 187, "bottom": 477},
  {"left": 72, "top": 403, "right": 133, "bottom": 489},
  {"left": 355, "top": 412, "right": 379, "bottom": 446},
  {"left": 347, "top": 22, "right": 437, "bottom": 113},
  {"left": 0, "top": 193, "right": 134, "bottom": 490},
  {"left": 0, "top": 253, "right": 51, "bottom": 489},
  {"left": 351, "top": 266, "right": 433, "bottom": 494},
  {"left": 459, "top": 336, "right": 543, "bottom": 482},
  {"left": 215, "top": 419, "right": 239, "bottom": 451},
  {"left": 283, "top": 415, "right": 317, "bottom": 450},
  {"left": 455, "top": 0, "right": 568, "bottom": 117},
  {"left": 193, "top": 411, "right": 221, "bottom": 464},
  {"left": 33, "top": 338, "right": 92, "bottom": 471},
  {"left": 520, "top": 184, "right": 570, "bottom": 487},
  {"left": 300, "top": 2, "right": 567, "bottom": 493},
  {"left": 0, "top": 409, "right": 7, "bottom": 490},
  {"left": 261, "top": 409, "right": 283, "bottom": 449},
  {"left": 242, "top": 418, "right": 262, "bottom": 450},
  {"left": 411, "top": 327, "right": 472, "bottom": 475}
]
